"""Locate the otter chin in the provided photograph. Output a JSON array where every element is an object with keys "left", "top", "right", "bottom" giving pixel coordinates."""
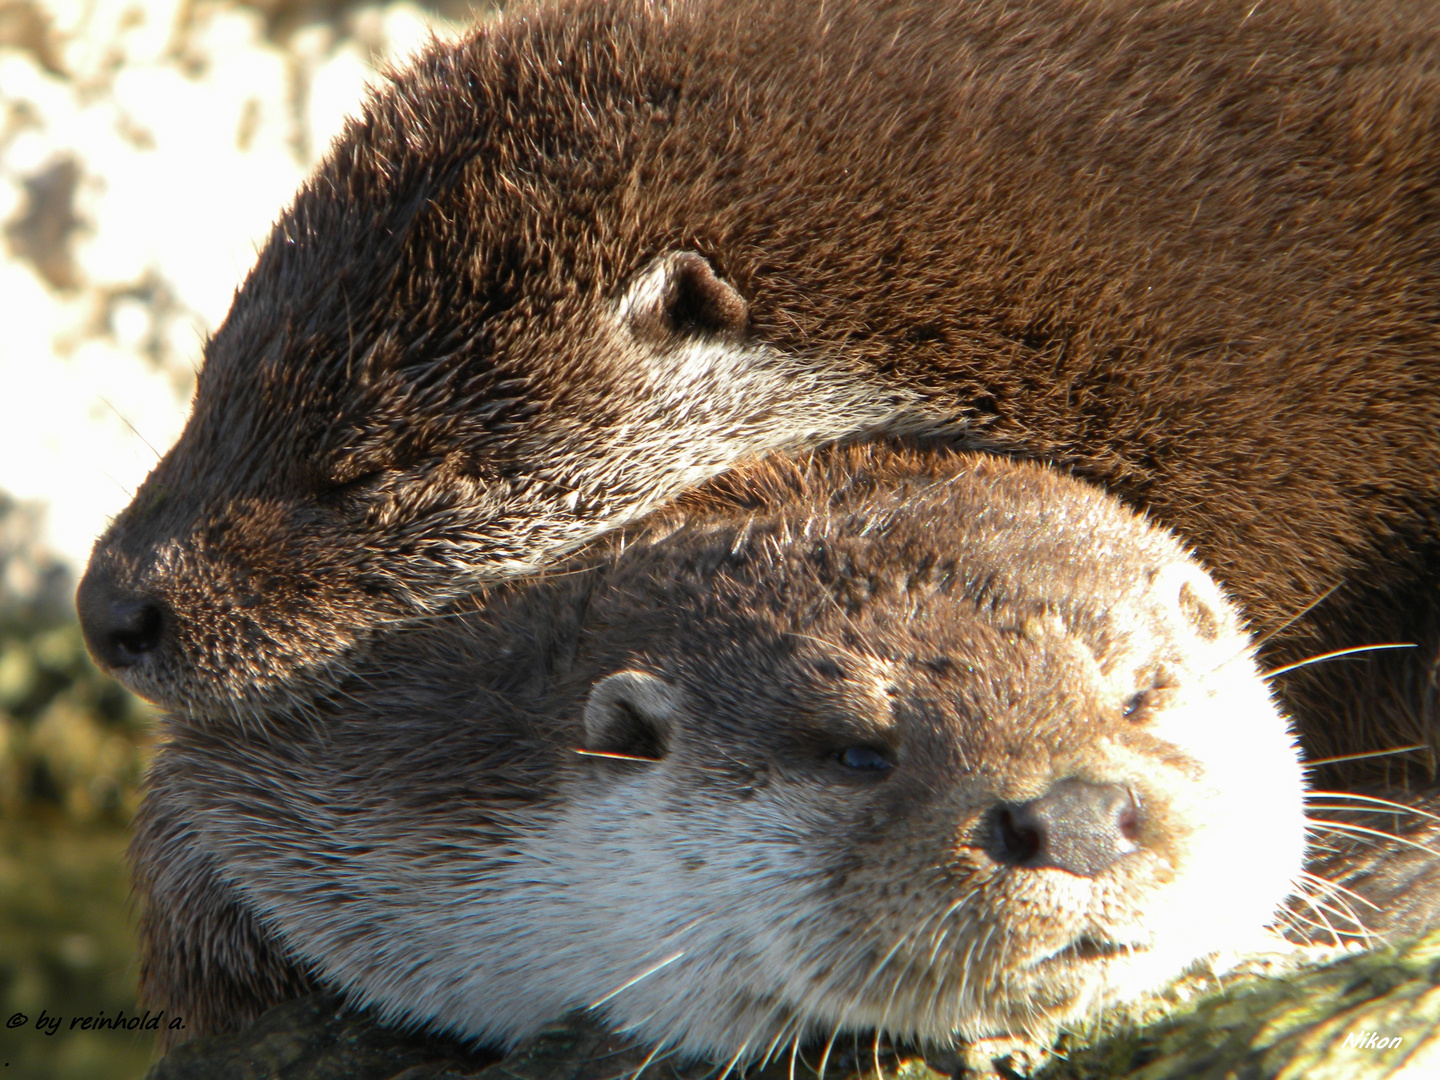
[{"left": 135, "top": 446, "right": 1306, "bottom": 1058}]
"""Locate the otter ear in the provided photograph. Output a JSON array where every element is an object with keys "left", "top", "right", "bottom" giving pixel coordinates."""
[
  {"left": 618, "top": 252, "right": 749, "bottom": 340},
  {"left": 582, "top": 671, "right": 680, "bottom": 762}
]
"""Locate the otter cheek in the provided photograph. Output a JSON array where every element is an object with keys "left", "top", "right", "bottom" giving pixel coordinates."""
[{"left": 1146, "top": 682, "right": 1307, "bottom": 958}]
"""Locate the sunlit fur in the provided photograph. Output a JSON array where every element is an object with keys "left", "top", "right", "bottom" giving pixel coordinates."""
[
  {"left": 135, "top": 446, "right": 1306, "bottom": 1055},
  {"left": 81, "top": 0, "right": 1440, "bottom": 782}
]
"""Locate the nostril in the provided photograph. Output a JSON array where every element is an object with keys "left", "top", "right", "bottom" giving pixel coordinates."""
[
  {"left": 995, "top": 804, "right": 1044, "bottom": 865},
  {"left": 108, "top": 599, "right": 165, "bottom": 661},
  {"left": 77, "top": 567, "right": 168, "bottom": 672},
  {"left": 1117, "top": 800, "right": 1142, "bottom": 845}
]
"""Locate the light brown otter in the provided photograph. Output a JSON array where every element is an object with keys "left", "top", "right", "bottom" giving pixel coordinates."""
[
  {"left": 75, "top": 0, "right": 1440, "bottom": 782},
  {"left": 132, "top": 445, "right": 1307, "bottom": 1054}
]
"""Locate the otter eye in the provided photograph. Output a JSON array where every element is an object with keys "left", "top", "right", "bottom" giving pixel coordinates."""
[
  {"left": 316, "top": 468, "right": 387, "bottom": 506},
  {"left": 838, "top": 746, "right": 892, "bottom": 773},
  {"left": 1121, "top": 692, "right": 1149, "bottom": 720},
  {"left": 1124, "top": 669, "right": 1179, "bottom": 721}
]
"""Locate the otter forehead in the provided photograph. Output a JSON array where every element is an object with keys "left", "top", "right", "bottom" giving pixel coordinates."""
[
  {"left": 571, "top": 452, "right": 1230, "bottom": 708},
  {"left": 157, "top": 448, "right": 1304, "bottom": 1059}
]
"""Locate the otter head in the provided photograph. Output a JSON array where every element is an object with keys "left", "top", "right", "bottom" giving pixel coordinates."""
[
  {"left": 74, "top": 15, "right": 916, "bottom": 723},
  {"left": 529, "top": 457, "right": 1306, "bottom": 1056},
  {"left": 170, "top": 450, "right": 1304, "bottom": 1059}
]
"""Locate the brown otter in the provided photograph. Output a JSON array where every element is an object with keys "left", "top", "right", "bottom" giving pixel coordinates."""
[
  {"left": 76, "top": 0, "right": 1440, "bottom": 777},
  {"left": 132, "top": 445, "right": 1308, "bottom": 1054}
]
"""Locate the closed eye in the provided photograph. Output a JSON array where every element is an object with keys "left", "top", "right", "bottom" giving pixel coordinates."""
[
  {"left": 1122, "top": 674, "right": 1178, "bottom": 722},
  {"left": 838, "top": 746, "right": 893, "bottom": 774},
  {"left": 316, "top": 468, "right": 388, "bottom": 506}
]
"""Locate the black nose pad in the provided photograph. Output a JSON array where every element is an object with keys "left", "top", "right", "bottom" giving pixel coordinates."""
[
  {"left": 991, "top": 778, "right": 1141, "bottom": 878},
  {"left": 76, "top": 567, "right": 168, "bottom": 671}
]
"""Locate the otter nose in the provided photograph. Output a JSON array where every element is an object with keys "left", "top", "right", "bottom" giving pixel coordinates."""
[
  {"left": 992, "top": 779, "right": 1140, "bottom": 877},
  {"left": 76, "top": 566, "right": 168, "bottom": 671}
]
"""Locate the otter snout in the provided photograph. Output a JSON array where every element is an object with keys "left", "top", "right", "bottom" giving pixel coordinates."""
[
  {"left": 991, "top": 779, "right": 1142, "bottom": 878},
  {"left": 76, "top": 561, "right": 169, "bottom": 673}
]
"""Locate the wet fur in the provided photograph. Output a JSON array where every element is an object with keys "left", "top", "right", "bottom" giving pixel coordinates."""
[{"left": 82, "top": 0, "right": 1440, "bottom": 784}]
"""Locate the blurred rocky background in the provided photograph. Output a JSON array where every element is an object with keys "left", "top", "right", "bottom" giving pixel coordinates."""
[{"left": 0, "top": 1, "right": 481, "bottom": 1075}]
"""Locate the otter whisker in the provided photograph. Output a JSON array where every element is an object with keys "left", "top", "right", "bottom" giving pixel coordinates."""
[
  {"left": 1295, "top": 868, "right": 1381, "bottom": 913},
  {"left": 871, "top": 874, "right": 970, "bottom": 1006},
  {"left": 789, "top": 1033, "right": 807, "bottom": 1080},
  {"left": 1306, "top": 803, "right": 1430, "bottom": 834},
  {"left": 714, "top": 1040, "right": 753, "bottom": 1080},
  {"left": 98, "top": 394, "right": 163, "bottom": 462},
  {"left": 96, "top": 468, "right": 135, "bottom": 498},
  {"left": 806, "top": 909, "right": 928, "bottom": 1048},
  {"left": 1249, "top": 582, "right": 1344, "bottom": 652},
  {"left": 926, "top": 923, "right": 956, "bottom": 971},
  {"left": 587, "top": 951, "right": 687, "bottom": 1010},
  {"left": 754, "top": 1014, "right": 800, "bottom": 1071},
  {"left": 780, "top": 921, "right": 896, "bottom": 1053},
  {"left": 1262, "top": 642, "right": 1417, "bottom": 680},
  {"left": 572, "top": 748, "right": 663, "bottom": 763},
  {"left": 1307, "top": 789, "right": 1440, "bottom": 817},
  {"left": 871, "top": 1028, "right": 894, "bottom": 1080},
  {"left": 1290, "top": 885, "right": 1373, "bottom": 942},
  {"left": 954, "top": 923, "right": 997, "bottom": 1019},
  {"left": 921, "top": 967, "right": 955, "bottom": 1050},
  {"left": 367, "top": 608, "right": 496, "bottom": 628},
  {"left": 1277, "top": 897, "right": 1358, "bottom": 947},
  {"left": 782, "top": 631, "right": 863, "bottom": 655},
  {"left": 626, "top": 1036, "right": 673, "bottom": 1080},
  {"left": 926, "top": 894, "right": 978, "bottom": 967},
  {"left": 873, "top": 907, "right": 952, "bottom": 1058},
  {"left": 815, "top": 1020, "right": 844, "bottom": 1080},
  {"left": 1303, "top": 742, "right": 1432, "bottom": 766},
  {"left": 929, "top": 901, "right": 985, "bottom": 1031},
  {"left": 1271, "top": 905, "right": 1319, "bottom": 942},
  {"left": 1300, "top": 896, "right": 1374, "bottom": 945},
  {"left": 1306, "top": 819, "right": 1440, "bottom": 859}
]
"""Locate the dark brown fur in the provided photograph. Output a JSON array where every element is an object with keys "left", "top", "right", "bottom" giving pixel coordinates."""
[
  {"left": 132, "top": 444, "right": 1307, "bottom": 1049},
  {"left": 1300, "top": 787, "right": 1440, "bottom": 942},
  {"left": 129, "top": 780, "right": 317, "bottom": 1039},
  {"left": 82, "top": 0, "right": 1440, "bottom": 779}
]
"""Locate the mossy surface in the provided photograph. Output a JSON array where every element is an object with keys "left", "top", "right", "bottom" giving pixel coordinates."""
[
  {"left": 144, "top": 933, "right": 1440, "bottom": 1080},
  {"left": 1039, "top": 931, "right": 1440, "bottom": 1080}
]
